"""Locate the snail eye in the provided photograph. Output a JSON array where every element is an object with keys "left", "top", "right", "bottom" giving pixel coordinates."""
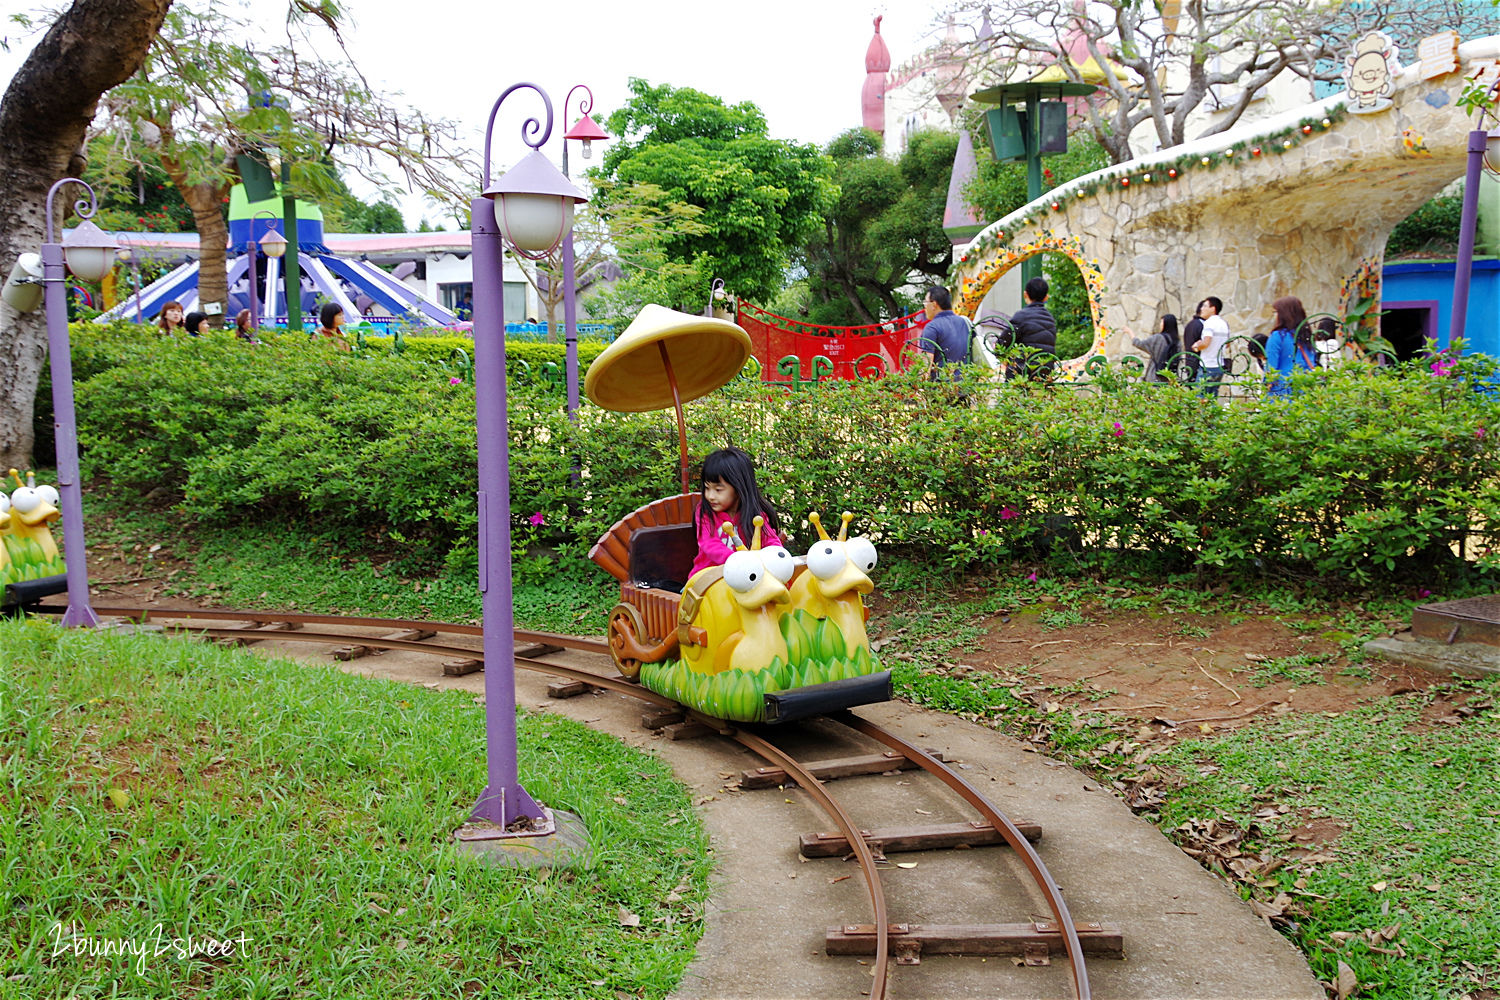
[
  {"left": 760, "top": 545, "right": 795, "bottom": 583},
  {"left": 35, "top": 484, "right": 59, "bottom": 506},
  {"left": 806, "top": 541, "right": 847, "bottom": 579},
  {"left": 846, "top": 537, "right": 878, "bottom": 573},
  {"left": 10, "top": 488, "right": 40, "bottom": 514},
  {"left": 723, "top": 551, "right": 763, "bottom": 593}
]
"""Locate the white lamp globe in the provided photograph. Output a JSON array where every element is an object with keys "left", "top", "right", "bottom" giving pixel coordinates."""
[
  {"left": 495, "top": 193, "right": 575, "bottom": 254},
  {"left": 61, "top": 221, "right": 119, "bottom": 283}
]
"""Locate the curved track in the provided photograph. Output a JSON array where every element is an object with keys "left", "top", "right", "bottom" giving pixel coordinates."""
[{"left": 35, "top": 603, "right": 1098, "bottom": 1000}]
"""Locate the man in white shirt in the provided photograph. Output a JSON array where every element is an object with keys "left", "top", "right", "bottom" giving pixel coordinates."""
[{"left": 1192, "top": 296, "right": 1230, "bottom": 397}]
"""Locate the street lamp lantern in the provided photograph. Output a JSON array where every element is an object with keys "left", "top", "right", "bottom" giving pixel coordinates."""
[
  {"left": 258, "top": 226, "right": 288, "bottom": 259},
  {"left": 59, "top": 220, "right": 118, "bottom": 283},
  {"left": 563, "top": 111, "right": 609, "bottom": 161},
  {"left": 482, "top": 149, "right": 586, "bottom": 257}
]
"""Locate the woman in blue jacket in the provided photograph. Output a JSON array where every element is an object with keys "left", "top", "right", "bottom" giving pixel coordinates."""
[{"left": 1265, "top": 296, "right": 1317, "bottom": 397}]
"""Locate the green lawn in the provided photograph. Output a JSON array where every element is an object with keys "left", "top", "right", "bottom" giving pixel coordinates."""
[{"left": 0, "top": 619, "right": 709, "bottom": 999}]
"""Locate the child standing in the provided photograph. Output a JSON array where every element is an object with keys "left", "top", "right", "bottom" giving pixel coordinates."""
[{"left": 690, "top": 447, "right": 783, "bottom": 577}]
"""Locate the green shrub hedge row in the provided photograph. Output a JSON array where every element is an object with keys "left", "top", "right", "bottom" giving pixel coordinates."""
[{"left": 66, "top": 322, "right": 1500, "bottom": 584}]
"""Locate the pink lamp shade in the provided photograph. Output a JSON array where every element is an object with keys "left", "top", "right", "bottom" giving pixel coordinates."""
[{"left": 563, "top": 113, "right": 610, "bottom": 160}]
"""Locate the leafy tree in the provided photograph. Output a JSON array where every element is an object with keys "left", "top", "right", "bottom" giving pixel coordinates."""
[
  {"left": 0, "top": 0, "right": 173, "bottom": 470},
  {"left": 517, "top": 180, "right": 707, "bottom": 340},
  {"left": 799, "top": 128, "right": 959, "bottom": 326},
  {"left": 91, "top": 0, "right": 470, "bottom": 326},
  {"left": 963, "top": 127, "right": 1109, "bottom": 221},
  {"left": 594, "top": 79, "right": 836, "bottom": 306}
]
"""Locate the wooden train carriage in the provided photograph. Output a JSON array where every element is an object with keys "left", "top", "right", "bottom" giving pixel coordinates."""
[{"left": 589, "top": 493, "right": 698, "bottom": 677}]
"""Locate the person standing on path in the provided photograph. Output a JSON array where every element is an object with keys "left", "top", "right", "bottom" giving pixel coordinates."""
[
  {"left": 1007, "top": 277, "right": 1058, "bottom": 381},
  {"left": 1192, "top": 296, "right": 1230, "bottom": 397},
  {"left": 917, "top": 285, "right": 971, "bottom": 382}
]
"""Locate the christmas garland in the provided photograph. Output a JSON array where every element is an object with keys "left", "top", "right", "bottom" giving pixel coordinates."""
[{"left": 953, "top": 103, "right": 1351, "bottom": 275}]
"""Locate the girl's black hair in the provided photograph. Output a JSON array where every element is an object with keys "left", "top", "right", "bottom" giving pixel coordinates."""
[
  {"left": 182, "top": 311, "right": 207, "bottom": 336},
  {"left": 319, "top": 302, "right": 344, "bottom": 330},
  {"left": 697, "top": 447, "right": 780, "bottom": 539},
  {"left": 1159, "top": 313, "right": 1179, "bottom": 349}
]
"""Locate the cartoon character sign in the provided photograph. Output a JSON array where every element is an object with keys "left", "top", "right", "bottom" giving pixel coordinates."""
[{"left": 1344, "top": 31, "right": 1400, "bottom": 113}]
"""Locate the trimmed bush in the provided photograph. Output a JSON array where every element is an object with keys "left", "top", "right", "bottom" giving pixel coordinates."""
[{"left": 68, "top": 324, "right": 1500, "bottom": 584}]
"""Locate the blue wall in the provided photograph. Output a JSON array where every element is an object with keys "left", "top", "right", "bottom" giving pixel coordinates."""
[{"left": 1381, "top": 259, "right": 1500, "bottom": 357}]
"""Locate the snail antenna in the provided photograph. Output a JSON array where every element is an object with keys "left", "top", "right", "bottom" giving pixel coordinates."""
[
  {"left": 809, "top": 512, "right": 831, "bottom": 541},
  {"left": 751, "top": 515, "right": 764, "bottom": 550},
  {"left": 8, "top": 469, "right": 21, "bottom": 488},
  {"left": 720, "top": 521, "right": 746, "bottom": 551},
  {"left": 837, "top": 511, "right": 854, "bottom": 542}
]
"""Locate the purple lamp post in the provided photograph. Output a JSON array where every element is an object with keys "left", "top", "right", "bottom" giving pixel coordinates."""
[
  {"left": 559, "top": 86, "right": 610, "bottom": 420},
  {"left": 467, "top": 83, "right": 588, "bottom": 834},
  {"left": 246, "top": 211, "right": 288, "bottom": 329},
  {"left": 41, "top": 180, "right": 115, "bottom": 626}
]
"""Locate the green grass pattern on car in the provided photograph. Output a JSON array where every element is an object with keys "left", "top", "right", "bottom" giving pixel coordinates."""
[
  {"left": 638, "top": 611, "right": 879, "bottom": 722},
  {"left": 2, "top": 533, "right": 65, "bottom": 585}
]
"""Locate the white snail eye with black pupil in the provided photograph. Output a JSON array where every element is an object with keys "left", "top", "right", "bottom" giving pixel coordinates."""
[
  {"left": 806, "top": 540, "right": 847, "bottom": 579},
  {"left": 760, "top": 545, "right": 795, "bottom": 582},
  {"left": 723, "top": 551, "right": 763, "bottom": 593},
  {"left": 847, "top": 537, "right": 878, "bottom": 572},
  {"left": 10, "top": 487, "right": 40, "bottom": 514}
]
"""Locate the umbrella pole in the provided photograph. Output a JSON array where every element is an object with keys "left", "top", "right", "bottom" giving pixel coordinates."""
[{"left": 658, "top": 341, "right": 690, "bottom": 494}]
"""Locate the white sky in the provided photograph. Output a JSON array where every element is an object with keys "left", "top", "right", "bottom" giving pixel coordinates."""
[{"left": 1, "top": 0, "right": 951, "bottom": 229}]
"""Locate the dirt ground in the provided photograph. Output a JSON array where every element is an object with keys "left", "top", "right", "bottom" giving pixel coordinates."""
[{"left": 867, "top": 589, "right": 1451, "bottom": 739}]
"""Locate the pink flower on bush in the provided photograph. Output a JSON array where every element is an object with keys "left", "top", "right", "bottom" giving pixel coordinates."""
[
  {"left": 1430, "top": 358, "right": 1455, "bottom": 376},
  {"left": 449, "top": 376, "right": 463, "bottom": 385},
  {"left": 1026, "top": 571, "right": 1038, "bottom": 582},
  {"left": 1000, "top": 506, "right": 1019, "bottom": 520},
  {"left": 1477, "top": 427, "right": 1487, "bottom": 439},
  {"left": 527, "top": 512, "right": 546, "bottom": 527},
  {"left": 1111, "top": 422, "right": 1124, "bottom": 438}
]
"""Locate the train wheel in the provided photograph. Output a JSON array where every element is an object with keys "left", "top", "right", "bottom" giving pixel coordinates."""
[{"left": 607, "top": 603, "right": 647, "bottom": 679}]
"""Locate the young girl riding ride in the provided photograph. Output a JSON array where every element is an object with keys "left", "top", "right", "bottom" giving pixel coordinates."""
[{"left": 690, "top": 447, "right": 783, "bottom": 578}]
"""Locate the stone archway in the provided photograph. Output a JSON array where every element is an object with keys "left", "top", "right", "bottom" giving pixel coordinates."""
[{"left": 955, "top": 231, "right": 1111, "bottom": 378}]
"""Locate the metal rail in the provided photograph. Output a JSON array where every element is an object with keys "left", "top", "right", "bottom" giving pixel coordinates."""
[
  {"left": 728, "top": 726, "right": 892, "bottom": 1000},
  {"left": 833, "top": 711, "right": 1092, "bottom": 1000}
]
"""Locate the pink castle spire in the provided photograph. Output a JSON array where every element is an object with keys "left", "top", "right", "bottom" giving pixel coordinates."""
[{"left": 862, "top": 15, "right": 891, "bottom": 134}]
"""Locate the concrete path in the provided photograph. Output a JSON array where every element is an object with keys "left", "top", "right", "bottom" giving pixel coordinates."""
[{"left": 195, "top": 628, "right": 1326, "bottom": 1000}]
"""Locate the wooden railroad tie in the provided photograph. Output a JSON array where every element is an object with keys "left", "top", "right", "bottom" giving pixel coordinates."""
[
  {"left": 741, "top": 749, "right": 946, "bottom": 789},
  {"left": 440, "top": 641, "right": 564, "bottom": 677},
  {"left": 214, "top": 621, "right": 303, "bottom": 647},
  {"left": 546, "top": 679, "right": 593, "bottom": 699},
  {"left": 641, "top": 708, "right": 686, "bottom": 730},
  {"left": 825, "top": 921, "right": 1124, "bottom": 965},
  {"left": 442, "top": 658, "right": 482, "bottom": 677},
  {"left": 799, "top": 818, "right": 1042, "bottom": 858},
  {"left": 332, "top": 628, "right": 436, "bottom": 661}
]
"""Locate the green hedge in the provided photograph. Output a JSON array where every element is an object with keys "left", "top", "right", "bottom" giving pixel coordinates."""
[{"left": 67, "top": 324, "right": 1500, "bottom": 584}]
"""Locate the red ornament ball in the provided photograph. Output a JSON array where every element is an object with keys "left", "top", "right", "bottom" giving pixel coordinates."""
[
  {"left": 1120, "top": 177, "right": 1130, "bottom": 187},
  {"left": 1302, "top": 125, "right": 1313, "bottom": 134},
  {"left": 1167, "top": 168, "right": 1178, "bottom": 179},
  {"left": 1051, "top": 202, "right": 1061, "bottom": 211},
  {"left": 1251, "top": 147, "right": 1262, "bottom": 156}
]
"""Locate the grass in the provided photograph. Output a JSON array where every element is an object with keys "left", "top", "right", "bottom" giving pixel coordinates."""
[
  {"left": 1151, "top": 682, "right": 1500, "bottom": 999},
  {"left": 1248, "top": 653, "right": 1330, "bottom": 688},
  {"left": 0, "top": 619, "right": 710, "bottom": 998}
]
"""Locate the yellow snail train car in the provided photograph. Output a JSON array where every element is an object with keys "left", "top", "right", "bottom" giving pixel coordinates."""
[{"left": 590, "top": 502, "right": 890, "bottom": 724}]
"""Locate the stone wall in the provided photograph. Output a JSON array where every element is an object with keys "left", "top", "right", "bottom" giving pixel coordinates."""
[{"left": 954, "top": 37, "right": 1500, "bottom": 367}]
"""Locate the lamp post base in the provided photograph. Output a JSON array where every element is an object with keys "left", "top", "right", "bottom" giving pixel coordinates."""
[
  {"left": 60, "top": 603, "right": 102, "bottom": 628},
  {"left": 467, "top": 782, "right": 549, "bottom": 831},
  {"left": 454, "top": 807, "right": 590, "bottom": 869}
]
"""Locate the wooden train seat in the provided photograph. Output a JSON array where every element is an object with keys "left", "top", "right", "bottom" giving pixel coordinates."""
[{"left": 589, "top": 493, "right": 698, "bottom": 587}]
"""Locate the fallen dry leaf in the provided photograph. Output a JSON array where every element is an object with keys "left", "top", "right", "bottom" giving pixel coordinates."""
[
  {"left": 617, "top": 907, "right": 641, "bottom": 928},
  {"left": 1336, "top": 960, "right": 1358, "bottom": 1000},
  {"left": 895, "top": 862, "right": 918, "bottom": 869}
]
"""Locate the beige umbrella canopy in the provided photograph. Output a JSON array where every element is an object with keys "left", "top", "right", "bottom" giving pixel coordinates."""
[
  {"left": 585, "top": 305, "right": 751, "bottom": 493},
  {"left": 585, "top": 304, "right": 750, "bottom": 412}
]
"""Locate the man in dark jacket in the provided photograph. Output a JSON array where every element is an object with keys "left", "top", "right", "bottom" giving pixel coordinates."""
[{"left": 1007, "top": 277, "right": 1057, "bottom": 381}]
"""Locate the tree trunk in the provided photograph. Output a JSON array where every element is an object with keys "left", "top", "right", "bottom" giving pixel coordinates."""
[
  {"left": 183, "top": 182, "right": 231, "bottom": 327},
  {"left": 0, "top": 0, "right": 173, "bottom": 470}
]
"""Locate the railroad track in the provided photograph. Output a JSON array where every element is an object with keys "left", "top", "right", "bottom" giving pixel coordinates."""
[{"left": 34, "top": 603, "right": 1121, "bottom": 999}]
